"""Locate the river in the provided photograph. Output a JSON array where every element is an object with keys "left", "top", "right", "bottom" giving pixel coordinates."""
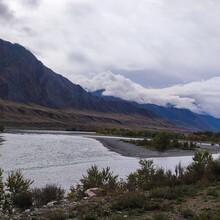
[{"left": 0, "top": 130, "right": 219, "bottom": 190}]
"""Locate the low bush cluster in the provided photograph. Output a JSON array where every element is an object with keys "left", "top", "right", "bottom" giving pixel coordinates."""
[
  {"left": 32, "top": 184, "right": 65, "bottom": 206},
  {"left": 67, "top": 151, "right": 220, "bottom": 199},
  {"left": 0, "top": 169, "right": 65, "bottom": 213},
  {"left": 68, "top": 165, "right": 120, "bottom": 199},
  {"left": 125, "top": 132, "right": 198, "bottom": 151},
  {"left": 126, "top": 151, "right": 220, "bottom": 191}
]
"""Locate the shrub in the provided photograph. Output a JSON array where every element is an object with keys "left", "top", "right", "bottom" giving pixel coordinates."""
[
  {"left": 72, "top": 165, "right": 119, "bottom": 198},
  {"left": 0, "top": 168, "right": 4, "bottom": 208},
  {"left": 126, "top": 160, "right": 155, "bottom": 191},
  {"left": 12, "top": 191, "right": 32, "bottom": 210},
  {"left": 184, "top": 151, "right": 213, "bottom": 184},
  {"left": 32, "top": 184, "right": 65, "bottom": 206},
  {"left": 207, "top": 189, "right": 218, "bottom": 198},
  {"left": 77, "top": 204, "right": 108, "bottom": 220},
  {"left": 45, "top": 211, "right": 69, "bottom": 220},
  {"left": 5, "top": 170, "right": 33, "bottom": 195},
  {"left": 152, "top": 132, "right": 170, "bottom": 151},
  {"left": 171, "top": 139, "right": 181, "bottom": 148},
  {"left": 111, "top": 193, "right": 146, "bottom": 211},
  {"left": 150, "top": 187, "right": 181, "bottom": 200},
  {"left": 207, "top": 159, "right": 220, "bottom": 181},
  {"left": 181, "top": 209, "right": 197, "bottom": 219},
  {"left": 199, "top": 209, "right": 220, "bottom": 220},
  {"left": 3, "top": 170, "right": 33, "bottom": 213},
  {"left": 154, "top": 213, "right": 169, "bottom": 220}
]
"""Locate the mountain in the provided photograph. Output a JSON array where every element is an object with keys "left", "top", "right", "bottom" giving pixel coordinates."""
[
  {"left": 1, "top": 38, "right": 218, "bottom": 132},
  {"left": 0, "top": 39, "right": 180, "bottom": 130},
  {"left": 91, "top": 90, "right": 220, "bottom": 132},
  {"left": 0, "top": 39, "right": 155, "bottom": 115},
  {"left": 138, "top": 104, "right": 220, "bottom": 132}
]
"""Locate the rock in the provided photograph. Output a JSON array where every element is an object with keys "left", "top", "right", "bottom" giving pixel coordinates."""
[
  {"left": 25, "top": 209, "right": 31, "bottom": 213},
  {"left": 47, "top": 201, "right": 57, "bottom": 207},
  {"left": 84, "top": 188, "right": 100, "bottom": 197}
]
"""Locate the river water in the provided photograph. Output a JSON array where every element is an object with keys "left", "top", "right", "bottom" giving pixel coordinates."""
[{"left": 0, "top": 131, "right": 219, "bottom": 190}]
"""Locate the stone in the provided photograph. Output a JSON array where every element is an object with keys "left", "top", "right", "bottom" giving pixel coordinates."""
[
  {"left": 84, "top": 188, "right": 100, "bottom": 197},
  {"left": 47, "top": 201, "right": 57, "bottom": 207}
]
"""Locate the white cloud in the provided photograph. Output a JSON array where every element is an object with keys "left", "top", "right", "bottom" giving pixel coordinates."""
[
  {"left": 0, "top": 0, "right": 220, "bottom": 118},
  {"left": 1, "top": 0, "right": 220, "bottom": 86},
  {"left": 76, "top": 71, "right": 220, "bottom": 118}
]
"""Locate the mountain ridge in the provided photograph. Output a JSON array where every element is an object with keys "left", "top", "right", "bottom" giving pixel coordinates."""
[
  {"left": 0, "top": 39, "right": 157, "bottom": 117},
  {"left": 0, "top": 38, "right": 179, "bottom": 130},
  {"left": 0, "top": 38, "right": 219, "bottom": 132},
  {"left": 91, "top": 89, "right": 220, "bottom": 132}
]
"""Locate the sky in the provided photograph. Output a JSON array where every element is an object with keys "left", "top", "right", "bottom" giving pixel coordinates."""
[{"left": 0, "top": 0, "right": 220, "bottom": 117}]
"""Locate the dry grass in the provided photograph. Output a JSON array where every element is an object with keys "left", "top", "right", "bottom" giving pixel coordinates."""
[{"left": 0, "top": 100, "right": 182, "bottom": 131}]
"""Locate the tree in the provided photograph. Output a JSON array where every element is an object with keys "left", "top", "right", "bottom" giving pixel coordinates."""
[{"left": 152, "top": 132, "right": 170, "bottom": 151}]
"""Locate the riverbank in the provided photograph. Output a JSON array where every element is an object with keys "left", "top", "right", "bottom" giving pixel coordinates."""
[{"left": 93, "top": 137, "right": 220, "bottom": 158}]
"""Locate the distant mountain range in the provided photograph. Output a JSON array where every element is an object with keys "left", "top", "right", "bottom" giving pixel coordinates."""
[
  {"left": 0, "top": 38, "right": 219, "bottom": 132},
  {"left": 91, "top": 91, "right": 220, "bottom": 132}
]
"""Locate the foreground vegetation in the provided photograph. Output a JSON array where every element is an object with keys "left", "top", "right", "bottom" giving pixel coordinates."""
[{"left": 1, "top": 151, "right": 220, "bottom": 219}]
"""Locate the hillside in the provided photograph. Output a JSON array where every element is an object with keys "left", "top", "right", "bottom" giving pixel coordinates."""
[
  {"left": 138, "top": 104, "right": 220, "bottom": 132},
  {"left": 0, "top": 39, "right": 150, "bottom": 115},
  {"left": 0, "top": 100, "right": 180, "bottom": 131},
  {"left": 0, "top": 38, "right": 181, "bottom": 130},
  {"left": 0, "top": 38, "right": 219, "bottom": 132}
]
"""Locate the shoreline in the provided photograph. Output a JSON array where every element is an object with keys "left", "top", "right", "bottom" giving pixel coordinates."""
[{"left": 93, "top": 137, "right": 220, "bottom": 158}]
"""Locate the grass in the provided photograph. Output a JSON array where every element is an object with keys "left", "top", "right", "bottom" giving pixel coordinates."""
[{"left": 1, "top": 100, "right": 175, "bottom": 131}]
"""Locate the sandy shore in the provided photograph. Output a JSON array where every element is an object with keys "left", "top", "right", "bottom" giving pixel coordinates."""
[{"left": 93, "top": 137, "right": 220, "bottom": 158}]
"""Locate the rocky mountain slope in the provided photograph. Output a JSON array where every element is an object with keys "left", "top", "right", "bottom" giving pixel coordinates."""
[
  {"left": 0, "top": 38, "right": 219, "bottom": 132},
  {"left": 0, "top": 39, "right": 178, "bottom": 130},
  {"left": 0, "top": 39, "right": 155, "bottom": 116}
]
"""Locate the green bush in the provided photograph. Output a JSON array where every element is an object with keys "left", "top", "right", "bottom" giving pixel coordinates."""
[
  {"left": 5, "top": 170, "right": 33, "bottom": 195},
  {"left": 3, "top": 170, "right": 33, "bottom": 213},
  {"left": 126, "top": 160, "right": 155, "bottom": 191},
  {"left": 207, "top": 159, "right": 220, "bottom": 181},
  {"left": 198, "top": 209, "right": 220, "bottom": 220},
  {"left": 184, "top": 151, "right": 213, "bottom": 184},
  {"left": 0, "top": 168, "right": 4, "bottom": 208},
  {"left": 12, "top": 191, "right": 32, "bottom": 210},
  {"left": 70, "top": 165, "right": 119, "bottom": 198},
  {"left": 154, "top": 213, "right": 169, "bottom": 220},
  {"left": 207, "top": 189, "right": 218, "bottom": 198},
  {"left": 150, "top": 187, "right": 181, "bottom": 200},
  {"left": 77, "top": 204, "right": 108, "bottom": 220},
  {"left": 32, "top": 184, "right": 65, "bottom": 206},
  {"left": 152, "top": 132, "right": 170, "bottom": 151},
  {"left": 181, "top": 209, "right": 197, "bottom": 219},
  {"left": 111, "top": 193, "right": 146, "bottom": 211}
]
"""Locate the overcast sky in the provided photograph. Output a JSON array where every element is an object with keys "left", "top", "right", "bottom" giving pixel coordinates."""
[{"left": 0, "top": 0, "right": 220, "bottom": 117}]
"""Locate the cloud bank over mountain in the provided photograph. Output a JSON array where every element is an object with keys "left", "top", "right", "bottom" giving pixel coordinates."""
[{"left": 77, "top": 72, "right": 220, "bottom": 118}]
